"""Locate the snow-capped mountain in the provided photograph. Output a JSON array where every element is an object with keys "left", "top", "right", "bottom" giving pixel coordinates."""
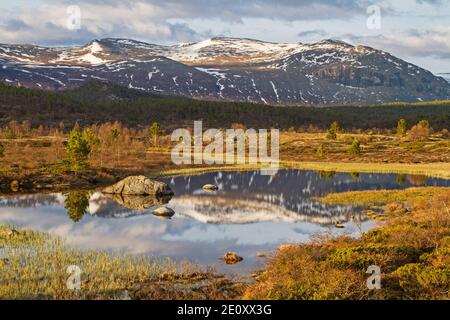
[{"left": 1, "top": 37, "right": 449, "bottom": 104}]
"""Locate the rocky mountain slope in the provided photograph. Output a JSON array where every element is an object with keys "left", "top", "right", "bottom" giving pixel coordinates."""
[
  {"left": 437, "top": 73, "right": 450, "bottom": 83},
  {"left": 1, "top": 37, "right": 449, "bottom": 105}
]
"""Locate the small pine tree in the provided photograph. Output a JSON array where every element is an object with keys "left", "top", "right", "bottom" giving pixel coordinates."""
[
  {"left": 418, "top": 120, "right": 430, "bottom": 129},
  {"left": 396, "top": 119, "right": 408, "bottom": 137},
  {"left": 0, "top": 142, "right": 4, "bottom": 158},
  {"left": 326, "top": 121, "right": 340, "bottom": 140},
  {"left": 148, "top": 122, "right": 161, "bottom": 147},
  {"left": 82, "top": 127, "right": 100, "bottom": 159},
  {"left": 348, "top": 138, "right": 361, "bottom": 155},
  {"left": 65, "top": 128, "right": 90, "bottom": 170}
]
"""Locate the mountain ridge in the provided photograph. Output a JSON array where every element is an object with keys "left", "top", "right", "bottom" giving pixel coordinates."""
[{"left": 1, "top": 37, "right": 449, "bottom": 105}]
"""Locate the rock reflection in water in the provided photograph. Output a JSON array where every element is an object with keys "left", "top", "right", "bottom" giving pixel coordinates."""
[
  {"left": 0, "top": 170, "right": 448, "bottom": 272},
  {"left": 104, "top": 193, "right": 172, "bottom": 211}
]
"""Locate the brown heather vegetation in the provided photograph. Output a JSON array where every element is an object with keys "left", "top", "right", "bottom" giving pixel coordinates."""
[
  {"left": 244, "top": 188, "right": 450, "bottom": 300},
  {"left": 0, "top": 82, "right": 449, "bottom": 300},
  {"left": 0, "top": 120, "right": 448, "bottom": 180}
]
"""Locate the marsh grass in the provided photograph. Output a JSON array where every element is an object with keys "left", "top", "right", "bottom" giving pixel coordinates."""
[{"left": 0, "top": 225, "right": 193, "bottom": 299}]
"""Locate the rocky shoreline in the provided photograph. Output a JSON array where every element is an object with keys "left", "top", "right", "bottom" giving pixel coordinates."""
[{"left": 0, "top": 169, "right": 120, "bottom": 194}]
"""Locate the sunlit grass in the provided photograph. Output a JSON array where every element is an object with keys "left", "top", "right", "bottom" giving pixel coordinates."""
[
  {"left": 317, "top": 187, "right": 450, "bottom": 206},
  {"left": 156, "top": 161, "right": 450, "bottom": 180},
  {"left": 0, "top": 225, "right": 177, "bottom": 299},
  {"left": 0, "top": 224, "right": 246, "bottom": 300},
  {"left": 282, "top": 161, "right": 450, "bottom": 179},
  {"left": 245, "top": 189, "right": 450, "bottom": 300}
]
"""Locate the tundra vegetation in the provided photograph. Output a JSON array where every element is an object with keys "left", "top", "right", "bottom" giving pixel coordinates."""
[
  {"left": 244, "top": 187, "right": 450, "bottom": 300},
  {"left": 0, "top": 117, "right": 449, "bottom": 182},
  {"left": 0, "top": 82, "right": 449, "bottom": 300}
]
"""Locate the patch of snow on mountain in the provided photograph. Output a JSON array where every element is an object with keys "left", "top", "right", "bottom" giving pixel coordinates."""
[{"left": 51, "top": 41, "right": 111, "bottom": 66}]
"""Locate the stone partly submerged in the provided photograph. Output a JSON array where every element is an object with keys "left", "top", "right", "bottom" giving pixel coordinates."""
[
  {"left": 202, "top": 184, "right": 219, "bottom": 192},
  {"left": 152, "top": 206, "right": 175, "bottom": 218},
  {"left": 102, "top": 175, "right": 173, "bottom": 196},
  {"left": 105, "top": 193, "right": 172, "bottom": 210},
  {"left": 222, "top": 252, "right": 243, "bottom": 265}
]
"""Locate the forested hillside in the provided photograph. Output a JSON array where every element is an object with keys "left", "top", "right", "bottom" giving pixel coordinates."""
[{"left": 0, "top": 82, "right": 449, "bottom": 130}]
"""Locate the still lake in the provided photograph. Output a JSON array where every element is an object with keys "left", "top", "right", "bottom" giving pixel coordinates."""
[{"left": 0, "top": 170, "right": 448, "bottom": 273}]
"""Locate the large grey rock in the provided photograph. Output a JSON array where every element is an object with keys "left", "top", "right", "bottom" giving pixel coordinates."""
[{"left": 102, "top": 175, "right": 173, "bottom": 196}]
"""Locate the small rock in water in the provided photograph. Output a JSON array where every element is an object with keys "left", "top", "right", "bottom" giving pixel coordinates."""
[
  {"left": 222, "top": 252, "right": 243, "bottom": 265},
  {"left": 152, "top": 206, "right": 175, "bottom": 218},
  {"left": 335, "top": 223, "right": 345, "bottom": 229},
  {"left": 256, "top": 252, "right": 267, "bottom": 258},
  {"left": 202, "top": 184, "right": 218, "bottom": 192}
]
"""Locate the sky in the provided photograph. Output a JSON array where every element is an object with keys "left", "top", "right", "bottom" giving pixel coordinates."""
[{"left": 0, "top": 0, "right": 449, "bottom": 73}]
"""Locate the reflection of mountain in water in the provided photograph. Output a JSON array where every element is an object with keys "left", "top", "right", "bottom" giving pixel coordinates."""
[
  {"left": 169, "top": 195, "right": 359, "bottom": 225},
  {"left": 0, "top": 192, "right": 166, "bottom": 220},
  {"left": 163, "top": 170, "right": 449, "bottom": 224},
  {"left": 0, "top": 194, "right": 65, "bottom": 208},
  {"left": 0, "top": 170, "right": 448, "bottom": 225}
]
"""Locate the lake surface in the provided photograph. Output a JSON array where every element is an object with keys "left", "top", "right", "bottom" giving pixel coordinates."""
[{"left": 0, "top": 170, "right": 448, "bottom": 273}]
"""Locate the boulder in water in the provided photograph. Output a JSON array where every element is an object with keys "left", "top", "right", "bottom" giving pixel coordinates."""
[
  {"left": 222, "top": 252, "right": 243, "bottom": 265},
  {"left": 202, "top": 184, "right": 218, "bottom": 192},
  {"left": 152, "top": 206, "right": 175, "bottom": 218},
  {"left": 103, "top": 175, "right": 173, "bottom": 196}
]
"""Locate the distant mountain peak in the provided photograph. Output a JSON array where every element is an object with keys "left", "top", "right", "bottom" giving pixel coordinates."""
[{"left": 1, "top": 36, "right": 449, "bottom": 104}]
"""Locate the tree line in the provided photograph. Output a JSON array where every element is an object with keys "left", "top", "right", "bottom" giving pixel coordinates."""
[{"left": 0, "top": 82, "right": 449, "bottom": 131}]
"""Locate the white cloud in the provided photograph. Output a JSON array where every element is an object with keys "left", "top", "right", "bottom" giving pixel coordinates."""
[
  {"left": 342, "top": 27, "right": 450, "bottom": 59},
  {"left": 0, "top": 0, "right": 448, "bottom": 72}
]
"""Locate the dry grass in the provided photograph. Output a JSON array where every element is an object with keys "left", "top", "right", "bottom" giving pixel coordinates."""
[
  {"left": 245, "top": 189, "right": 450, "bottom": 300},
  {"left": 1, "top": 131, "right": 449, "bottom": 180},
  {"left": 317, "top": 187, "right": 450, "bottom": 206},
  {"left": 0, "top": 225, "right": 241, "bottom": 300}
]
